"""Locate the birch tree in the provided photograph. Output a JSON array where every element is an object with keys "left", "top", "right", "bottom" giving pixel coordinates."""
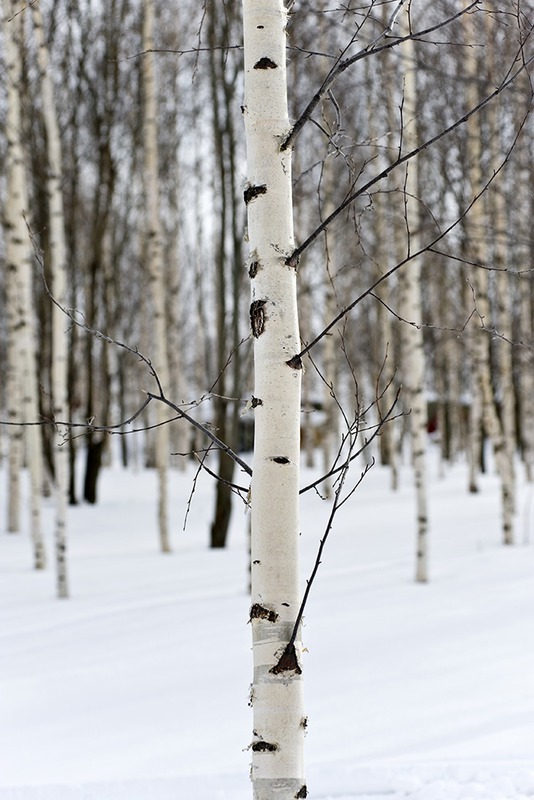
[
  {"left": 3, "top": 0, "right": 45, "bottom": 569},
  {"left": 399, "top": 4, "right": 429, "bottom": 582},
  {"left": 142, "top": 0, "right": 171, "bottom": 552},
  {"left": 242, "top": 0, "right": 306, "bottom": 796},
  {"left": 4, "top": 0, "right": 24, "bottom": 535},
  {"left": 463, "top": 4, "right": 515, "bottom": 544},
  {"left": 31, "top": 1, "right": 70, "bottom": 596}
]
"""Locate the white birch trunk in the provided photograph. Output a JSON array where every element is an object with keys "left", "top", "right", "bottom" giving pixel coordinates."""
[
  {"left": 369, "top": 40, "right": 399, "bottom": 490},
  {"left": 464, "top": 5, "right": 514, "bottom": 543},
  {"left": 4, "top": 0, "right": 45, "bottom": 569},
  {"left": 487, "top": 26, "right": 516, "bottom": 530},
  {"left": 400, "top": 10, "right": 429, "bottom": 583},
  {"left": 242, "top": 1, "right": 306, "bottom": 797},
  {"left": 142, "top": 0, "right": 171, "bottom": 552},
  {"left": 32, "top": 2, "right": 70, "bottom": 592},
  {"left": 516, "top": 83, "right": 534, "bottom": 482},
  {"left": 518, "top": 270, "right": 534, "bottom": 481},
  {"left": 4, "top": 0, "right": 24, "bottom": 535}
]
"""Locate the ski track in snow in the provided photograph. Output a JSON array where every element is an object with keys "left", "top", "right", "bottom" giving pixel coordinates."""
[{"left": 1, "top": 452, "right": 533, "bottom": 798}]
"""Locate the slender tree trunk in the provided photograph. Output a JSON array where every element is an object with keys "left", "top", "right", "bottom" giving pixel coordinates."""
[
  {"left": 515, "top": 76, "right": 534, "bottom": 482},
  {"left": 4, "top": 0, "right": 24, "bottom": 535},
  {"left": 243, "top": 1, "right": 306, "bottom": 797},
  {"left": 464, "top": 4, "right": 514, "bottom": 543},
  {"left": 142, "top": 0, "right": 171, "bottom": 552},
  {"left": 207, "top": 0, "right": 243, "bottom": 548},
  {"left": 32, "top": 2, "right": 70, "bottom": 595},
  {"left": 487, "top": 20, "right": 516, "bottom": 526},
  {"left": 399, "top": 8, "right": 429, "bottom": 583},
  {"left": 517, "top": 156, "right": 534, "bottom": 481},
  {"left": 369, "top": 39, "right": 398, "bottom": 489},
  {"left": 3, "top": 0, "right": 46, "bottom": 569}
]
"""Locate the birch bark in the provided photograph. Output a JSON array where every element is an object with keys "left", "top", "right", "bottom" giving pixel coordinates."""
[
  {"left": 464, "top": 5, "right": 514, "bottom": 543},
  {"left": 369, "top": 36, "right": 399, "bottom": 489},
  {"left": 4, "top": 0, "right": 45, "bottom": 569},
  {"left": 487, "top": 22, "right": 516, "bottom": 526},
  {"left": 518, "top": 137, "right": 534, "bottom": 482},
  {"left": 4, "top": 0, "right": 24, "bottom": 535},
  {"left": 242, "top": 1, "right": 306, "bottom": 797},
  {"left": 32, "top": 2, "right": 69, "bottom": 594},
  {"left": 399, "top": 7, "right": 429, "bottom": 583},
  {"left": 142, "top": 0, "right": 171, "bottom": 553}
]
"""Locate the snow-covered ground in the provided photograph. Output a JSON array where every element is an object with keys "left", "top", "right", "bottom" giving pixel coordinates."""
[{"left": 1, "top": 447, "right": 533, "bottom": 799}]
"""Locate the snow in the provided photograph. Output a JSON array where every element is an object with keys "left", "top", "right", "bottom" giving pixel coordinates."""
[{"left": 1, "top": 448, "right": 533, "bottom": 799}]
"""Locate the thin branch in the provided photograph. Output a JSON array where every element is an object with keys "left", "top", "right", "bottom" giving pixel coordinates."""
[
  {"left": 192, "top": 454, "right": 250, "bottom": 496},
  {"left": 6, "top": 0, "right": 37, "bottom": 22},
  {"left": 123, "top": 44, "right": 243, "bottom": 62},
  {"left": 148, "top": 392, "right": 252, "bottom": 476},
  {"left": 183, "top": 447, "right": 212, "bottom": 532},
  {"left": 300, "top": 387, "right": 402, "bottom": 494},
  {"left": 428, "top": 246, "right": 534, "bottom": 274},
  {"left": 289, "top": 459, "right": 374, "bottom": 653}
]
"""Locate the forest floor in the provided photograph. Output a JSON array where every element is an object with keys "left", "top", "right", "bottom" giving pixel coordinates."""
[{"left": 1, "top": 445, "right": 533, "bottom": 799}]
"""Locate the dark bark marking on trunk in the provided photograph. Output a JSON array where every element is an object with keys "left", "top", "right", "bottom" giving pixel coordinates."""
[
  {"left": 244, "top": 184, "right": 267, "bottom": 204},
  {"left": 250, "top": 603, "right": 278, "bottom": 623},
  {"left": 272, "top": 456, "right": 290, "bottom": 464},
  {"left": 249, "top": 260, "right": 260, "bottom": 278},
  {"left": 286, "top": 354, "right": 303, "bottom": 370},
  {"left": 250, "top": 299, "right": 267, "bottom": 337},
  {"left": 253, "top": 57, "right": 277, "bottom": 70},
  {"left": 295, "top": 785, "right": 308, "bottom": 798},
  {"left": 300, "top": 716, "right": 308, "bottom": 730},
  {"left": 251, "top": 396, "right": 263, "bottom": 408},
  {"left": 251, "top": 741, "right": 278, "bottom": 752},
  {"left": 270, "top": 642, "right": 302, "bottom": 675}
]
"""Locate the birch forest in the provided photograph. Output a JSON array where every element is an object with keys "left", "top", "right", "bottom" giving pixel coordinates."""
[{"left": 1, "top": 1, "right": 534, "bottom": 798}]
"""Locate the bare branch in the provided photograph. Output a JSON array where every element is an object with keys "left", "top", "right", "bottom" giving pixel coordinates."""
[
  {"left": 148, "top": 392, "right": 252, "bottom": 476},
  {"left": 285, "top": 37, "right": 534, "bottom": 268},
  {"left": 23, "top": 218, "right": 253, "bottom": 476},
  {"left": 287, "top": 95, "right": 532, "bottom": 361},
  {"left": 300, "top": 387, "right": 402, "bottom": 495},
  {"left": 282, "top": 2, "right": 481, "bottom": 151}
]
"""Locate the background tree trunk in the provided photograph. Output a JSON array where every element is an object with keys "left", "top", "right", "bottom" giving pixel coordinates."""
[
  {"left": 142, "top": 0, "right": 171, "bottom": 552},
  {"left": 3, "top": 0, "right": 45, "bottom": 571},
  {"left": 463, "top": 3, "right": 514, "bottom": 544},
  {"left": 400, "top": 7, "right": 429, "bottom": 583},
  {"left": 32, "top": 1, "right": 70, "bottom": 595},
  {"left": 207, "top": 0, "right": 244, "bottom": 549}
]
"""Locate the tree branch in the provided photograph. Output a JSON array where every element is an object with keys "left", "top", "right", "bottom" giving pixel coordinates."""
[
  {"left": 281, "top": 1, "right": 481, "bottom": 152},
  {"left": 285, "top": 37, "right": 534, "bottom": 269},
  {"left": 287, "top": 91, "right": 532, "bottom": 362}
]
